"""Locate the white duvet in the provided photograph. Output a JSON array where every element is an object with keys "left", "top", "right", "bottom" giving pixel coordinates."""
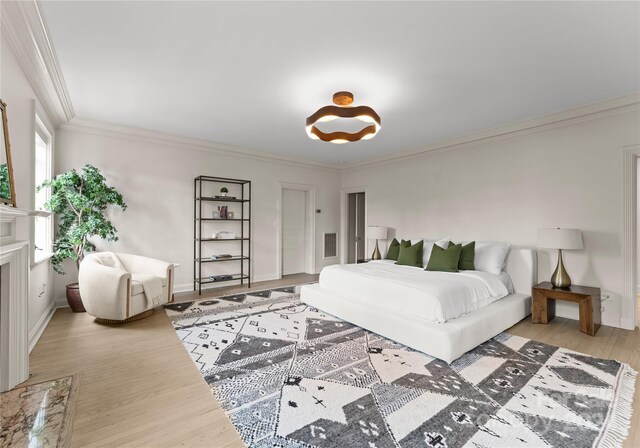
[{"left": 319, "top": 260, "right": 511, "bottom": 323}]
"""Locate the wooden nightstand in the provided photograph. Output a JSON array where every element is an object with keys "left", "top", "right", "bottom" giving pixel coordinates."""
[{"left": 532, "top": 282, "right": 601, "bottom": 336}]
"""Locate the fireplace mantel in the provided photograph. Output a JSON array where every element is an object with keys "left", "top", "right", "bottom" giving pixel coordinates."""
[
  {"left": 0, "top": 205, "right": 49, "bottom": 391},
  {"left": 1, "top": 204, "right": 50, "bottom": 245}
]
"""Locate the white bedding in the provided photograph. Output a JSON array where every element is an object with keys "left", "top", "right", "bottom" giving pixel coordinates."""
[{"left": 319, "top": 260, "right": 511, "bottom": 323}]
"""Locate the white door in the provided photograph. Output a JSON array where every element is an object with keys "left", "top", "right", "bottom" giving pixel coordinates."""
[{"left": 282, "top": 189, "right": 307, "bottom": 275}]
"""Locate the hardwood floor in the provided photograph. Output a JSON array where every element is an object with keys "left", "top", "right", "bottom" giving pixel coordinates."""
[
  {"left": 25, "top": 274, "right": 316, "bottom": 448},
  {"left": 24, "top": 275, "right": 639, "bottom": 447}
]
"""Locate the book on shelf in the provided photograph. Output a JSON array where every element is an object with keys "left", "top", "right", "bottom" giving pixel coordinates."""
[
  {"left": 208, "top": 274, "right": 234, "bottom": 281},
  {"left": 215, "top": 195, "right": 236, "bottom": 200},
  {"left": 210, "top": 254, "right": 233, "bottom": 259}
]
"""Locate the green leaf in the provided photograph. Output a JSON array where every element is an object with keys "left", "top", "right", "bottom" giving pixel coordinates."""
[{"left": 38, "top": 164, "right": 126, "bottom": 274}]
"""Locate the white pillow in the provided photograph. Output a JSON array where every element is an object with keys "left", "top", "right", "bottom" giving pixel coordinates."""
[
  {"left": 474, "top": 241, "right": 511, "bottom": 275},
  {"left": 419, "top": 238, "right": 451, "bottom": 267}
]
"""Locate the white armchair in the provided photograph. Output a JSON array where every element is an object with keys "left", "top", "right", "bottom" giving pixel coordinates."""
[{"left": 79, "top": 252, "right": 174, "bottom": 323}]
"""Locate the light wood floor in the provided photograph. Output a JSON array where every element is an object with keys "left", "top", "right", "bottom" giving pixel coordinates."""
[{"left": 24, "top": 275, "right": 639, "bottom": 447}]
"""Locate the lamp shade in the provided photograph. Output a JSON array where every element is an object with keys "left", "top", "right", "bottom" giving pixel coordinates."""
[
  {"left": 537, "top": 228, "right": 583, "bottom": 250},
  {"left": 367, "top": 226, "right": 388, "bottom": 240}
]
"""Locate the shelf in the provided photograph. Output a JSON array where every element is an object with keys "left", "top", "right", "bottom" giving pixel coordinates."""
[
  {"left": 195, "top": 238, "right": 249, "bottom": 241},
  {"left": 195, "top": 175, "right": 251, "bottom": 294},
  {"left": 196, "top": 197, "right": 249, "bottom": 203},
  {"left": 194, "top": 176, "right": 250, "bottom": 185},
  {"left": 196, "top": 256, "right": 249, "bottom": 263},
  {"left": 195, "top": 274, "right": 249, "bottom": 285},
  {"left": 196, "top": 218, "right": 249, "bottom": 222}
]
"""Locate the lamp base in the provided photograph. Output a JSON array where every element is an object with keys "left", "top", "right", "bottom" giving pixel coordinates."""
[
  {"left": 551, "top": 249, "right": 572, "bottom": 289},
  {"left": 371, "top": 239, "right": 382, "bottom": 260}
]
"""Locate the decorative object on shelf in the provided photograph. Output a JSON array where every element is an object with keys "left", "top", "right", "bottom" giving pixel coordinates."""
[
  {"left": 40, "top": 165, "right": 127, "bottom": 312},
  {"left": 0, "top": 100, "right": 17, "bottom": 207},
  {"left": 220, "top": 186, "right": 228, "bottom": 197},
  {"left": 209, "top": 274, "right": 233, "bottom": 282},
  {"left": 195, "top": 176, "right": 251, "bottom": 294},
  {"left": 305, "top": 91, "right": 381, "bottom": 144},
  {"left": 537, "top": 228, "right": 583, "bottom": 288},
  {"left": 214, "top": 231, "right": 236, "bottom": 240},
  {"left": 367, "top": 226, "right": 388, "bottom": 260}
]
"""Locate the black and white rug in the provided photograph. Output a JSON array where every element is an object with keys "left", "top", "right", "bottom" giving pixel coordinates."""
[{"left": 165, "top": 285, "right": 636, "bottom": 448}]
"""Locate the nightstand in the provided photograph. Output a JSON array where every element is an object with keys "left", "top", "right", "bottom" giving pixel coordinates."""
[
  {"left": 357, "top": 258, "right": 372, "bottom": 264},
  {"left": 532, "top": 282, "right": 601, "bottom": 336}
]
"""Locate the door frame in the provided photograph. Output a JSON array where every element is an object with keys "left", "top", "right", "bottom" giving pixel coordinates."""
[
  {"left": 340, "top": 186, "right": 368, "bottom": 264},
  {"left": 277, "top": 182, "right": 316, "bottom": 278},
  {"left": 622, "top": 144, "right": 640, "bottom": 329}
]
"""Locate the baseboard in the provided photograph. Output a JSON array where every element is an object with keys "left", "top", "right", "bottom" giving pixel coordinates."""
[
  {"left": 28, "top": 299, "right": 57, "bottom": 353},
  {"left": 173, "top": 283, "right": 194, "bottom": 294}
]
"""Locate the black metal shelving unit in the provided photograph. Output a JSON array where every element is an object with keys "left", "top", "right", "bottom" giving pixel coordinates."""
[{"left": 194, "top": 176, "right": 251, "bottom": 295}]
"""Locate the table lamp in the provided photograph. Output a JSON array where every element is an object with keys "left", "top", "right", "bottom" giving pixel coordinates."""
[
  {"left": 367, "top": 226, "right": 388, "bottom": 260},
  {"left": 537, "top": 228, "right": 583, "bottom": 288}
]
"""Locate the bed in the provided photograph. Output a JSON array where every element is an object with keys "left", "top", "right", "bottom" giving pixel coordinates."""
[{"left": 300, "top": 247, "right": 537, "bottom": 363}]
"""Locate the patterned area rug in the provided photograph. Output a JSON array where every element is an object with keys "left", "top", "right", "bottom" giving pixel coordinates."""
[{"left": 165, "top": 285, "right": 637, "bottom": 448}]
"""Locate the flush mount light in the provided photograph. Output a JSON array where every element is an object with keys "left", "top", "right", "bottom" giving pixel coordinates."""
[{"left": 305, "top": 91, "right": 381, "bottom": 144}]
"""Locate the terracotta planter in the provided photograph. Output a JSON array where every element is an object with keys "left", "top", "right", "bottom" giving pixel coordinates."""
[{"left": 66, "top": 283, "right": 86, "bottom": 313}]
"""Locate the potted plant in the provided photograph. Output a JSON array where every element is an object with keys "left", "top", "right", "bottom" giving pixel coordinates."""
[
  {"left": 220, "top": 187, "right": 228, "bottom": 197},
  {"left": 39, "top": 165, "right": 127, "bottom": 312}
]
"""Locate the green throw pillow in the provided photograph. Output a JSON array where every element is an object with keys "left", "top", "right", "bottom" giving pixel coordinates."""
[
  {"left": 385, "top": 239, "right": 410, "bottom": 261},
  {"left": 426, "top": 243, "right": 462, "bottom": 272},
  {"left": 449, "top": 241, "right": 476, "bottom": 270},
  {"left": 396, "top": 240, "right": 424, "bottom": 267}
]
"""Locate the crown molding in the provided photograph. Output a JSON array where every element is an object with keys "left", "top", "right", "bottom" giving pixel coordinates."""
[
  {"left": 1, "top": 0, "right": 75, "bottom": 126},
  {"left": 59, "top": 118, "right": 341, "bottom": 172},
  {"left": 341, "top": 92, "right": 640, "bottom": 172},
  {"left": 60, "top": 92, "right": 640, "bottom": 174}
]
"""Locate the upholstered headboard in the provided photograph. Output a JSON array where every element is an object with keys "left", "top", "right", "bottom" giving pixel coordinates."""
[{"left": 504, "top": 248, "right": 537, "bottom": 296}]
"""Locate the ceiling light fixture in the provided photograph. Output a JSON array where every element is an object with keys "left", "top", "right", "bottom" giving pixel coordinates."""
[{"left": 305, "top": 92, "right": 381, "bottom": 144}]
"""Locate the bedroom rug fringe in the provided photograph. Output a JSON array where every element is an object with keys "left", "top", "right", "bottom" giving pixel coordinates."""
[{"left": 597, "top": 363, "right": 638, "bottom": 448}]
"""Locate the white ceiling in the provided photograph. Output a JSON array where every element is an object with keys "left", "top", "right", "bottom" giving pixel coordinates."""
[{"left": 40, "top": 1, "right": 640, "bottom": 165}]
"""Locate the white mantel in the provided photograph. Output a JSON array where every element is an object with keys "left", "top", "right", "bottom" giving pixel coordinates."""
[
  {"left": 0, "top": 204, "right": 49, "bottom": 391},
  {"left": 0, "top": 204, "right": 50, "bottom": 245}
]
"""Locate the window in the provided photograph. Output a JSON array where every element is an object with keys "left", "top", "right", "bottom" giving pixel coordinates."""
[{"left": 34, "top": 114, "right": 53, "bottom": 263}]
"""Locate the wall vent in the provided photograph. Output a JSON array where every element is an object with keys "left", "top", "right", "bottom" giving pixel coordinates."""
[{"left": 324, "top": 233, "right": 337, "bottom": 259}]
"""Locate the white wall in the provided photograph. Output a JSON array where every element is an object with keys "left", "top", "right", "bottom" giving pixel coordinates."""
[
  {"left": 52, "top": 123, "right": 341, "bottom": 299},
  {"left": 1, "top": 38, "right": 56, "bottom": 343},
  {"left": 342, "top": 110, "right": 640, "bottom": 328}
]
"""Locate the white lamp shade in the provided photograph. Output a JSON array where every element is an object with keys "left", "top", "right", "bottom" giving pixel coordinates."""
[
  {"left": 537, "top": 228, "right": 583, "bottom": 250},
  {"left": 367, "top": 226, "right": 388, "bottom": 240}
]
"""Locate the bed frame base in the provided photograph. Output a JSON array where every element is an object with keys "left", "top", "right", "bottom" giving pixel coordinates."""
[{"left": 301, "top": 284, "right": 531, "bottom": 363}]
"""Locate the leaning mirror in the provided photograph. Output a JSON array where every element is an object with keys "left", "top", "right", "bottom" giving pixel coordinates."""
[{"left": 0, "top": 100, "right": 16, "bottom": 207}]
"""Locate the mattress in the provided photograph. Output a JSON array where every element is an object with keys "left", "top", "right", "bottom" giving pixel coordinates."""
[{"left": 319, "top": 260, "right": 511, "bottom": 323}]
